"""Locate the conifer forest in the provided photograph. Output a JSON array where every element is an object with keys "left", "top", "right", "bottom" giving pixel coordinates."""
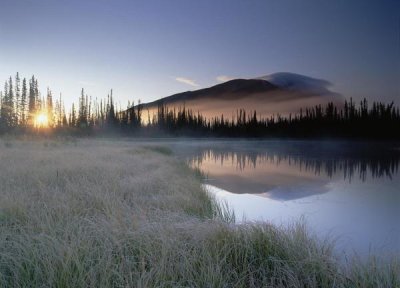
[{"left": 1, "top": 73, "right": 399, "bottom": 139}]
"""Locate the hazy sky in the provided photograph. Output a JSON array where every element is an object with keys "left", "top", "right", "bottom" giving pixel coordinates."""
[{"left": 0, "top": 0, "right": 399, "bottom": 108}]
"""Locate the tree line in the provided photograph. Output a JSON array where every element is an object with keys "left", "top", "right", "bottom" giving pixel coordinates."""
[
  {"left": 1, "top": 73, "right": 399, "bottom": 139},
  {"left": 144, "top": 98, "right": 400, "bottom": 139},
  {"left": 0, "top": 73, "right": 142, "bottom": 134},
  {"left": 190, "top": 144, "right": 399, "bottom": 181}
]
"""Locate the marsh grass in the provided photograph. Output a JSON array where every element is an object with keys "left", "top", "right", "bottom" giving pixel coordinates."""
[
  {"left": 0, "top": 139, "right": 398, "bottom": 287},
  {"left": 144, "top": 145, "right": 173, "bottom": 156}
]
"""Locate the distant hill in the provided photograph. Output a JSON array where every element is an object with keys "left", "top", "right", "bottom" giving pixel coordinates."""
[{"left": 134, "top": 73, "right": 344, "bottom": 120}]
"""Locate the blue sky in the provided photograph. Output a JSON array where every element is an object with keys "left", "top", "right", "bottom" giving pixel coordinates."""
[{"left": 0, "top": 0, "right": 398, "bottom": 108}]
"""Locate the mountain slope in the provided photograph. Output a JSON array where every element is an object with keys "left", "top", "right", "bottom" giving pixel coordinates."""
[
  {"left": 144, "top": 79, "right": 279, "bottom": 104},
  {"left": 134, "top": 73, "right": 344, "bottom": 120}
]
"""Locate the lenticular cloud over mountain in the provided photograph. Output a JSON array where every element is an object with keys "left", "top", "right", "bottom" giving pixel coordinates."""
[{"left": 256, "top": 72, "right": 337, "bottom": 96}]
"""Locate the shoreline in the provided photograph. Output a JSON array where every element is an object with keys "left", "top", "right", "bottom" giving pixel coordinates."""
[
  {"left": 0, "top": 138, "right": 398, "bottom": 287},
  {"left": 204, "top": 183, "right": 400, "bottom": 262}
]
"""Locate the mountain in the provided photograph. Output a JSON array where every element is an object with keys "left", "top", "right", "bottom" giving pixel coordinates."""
[{"left": 135, "top": 73, "right": 344, "bottom": 120}]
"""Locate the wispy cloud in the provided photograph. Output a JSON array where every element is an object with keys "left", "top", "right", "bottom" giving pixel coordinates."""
[
  {"left": 175, "top": 77, "right": 199, "bottom": 87},
  {"left": 216, "top": 75, "right": 235, "bottom": 82}
]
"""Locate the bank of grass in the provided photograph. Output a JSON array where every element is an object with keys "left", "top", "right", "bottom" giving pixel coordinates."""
[{"left": 0, "top": 138, "right": 398, "bottom": 287}]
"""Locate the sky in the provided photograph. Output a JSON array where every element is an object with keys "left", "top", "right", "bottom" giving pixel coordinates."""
[{"left": 0, "top": 0, "right": 399, "bottom": 109}]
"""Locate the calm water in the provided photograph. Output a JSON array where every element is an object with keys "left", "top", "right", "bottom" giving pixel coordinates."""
[{"left": 167, "top": 140, "right": 400, "bottom": 257}]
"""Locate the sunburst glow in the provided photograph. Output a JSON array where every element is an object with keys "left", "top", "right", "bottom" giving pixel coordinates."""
[{"left": 34, "top": 113, "right": 49, "bottom": 128}]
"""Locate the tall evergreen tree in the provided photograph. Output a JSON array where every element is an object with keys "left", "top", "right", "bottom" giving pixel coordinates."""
[
  {"left": 70, "top": 103, "right": 76, "bottom": 127},
  {"left": 106, "top": 89, "right": 117, "bottom": 126},
  {"left": 78, "top": 88, "right": 88, "bottom": 127},
  {"left": 7, "top": 77, "right": 14, "bottom": 127},
  {"left": 1, "top": 82, "right": 8, "bottom": 127},
  {"left": 15, "top": 72, "right": 20, "bottom": 124},
  {"left": 20, "top": 78, "right": 27, "bottom": 126},
  {"left": 28, "top": 76, "right": 37, "bottom": 125},
  {"left": 56, "top": 93, "right": 63, "bottom": 127},
  {"left": 62, "top": 101, "right": 68, "bottom": 127},
  {"left": 35, "top": 79, "right": 40, "bottom": 112},
  {"left": 0, "top": 91, "right": 4, "bottom": 130},
  {"left": 46, "top": 88, "right": 54, "bottom": 127}
]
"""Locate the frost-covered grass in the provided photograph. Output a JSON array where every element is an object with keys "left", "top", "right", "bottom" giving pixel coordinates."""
[{"left": 0, "top": 138, "right": 398, "bottom": 287}]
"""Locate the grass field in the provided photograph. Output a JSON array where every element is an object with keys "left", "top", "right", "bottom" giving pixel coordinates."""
[{"left": 0, "top": 138, "right": 398, "bottom": 287}]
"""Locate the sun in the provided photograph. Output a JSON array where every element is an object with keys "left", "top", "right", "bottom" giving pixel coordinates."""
[{"left": 34, "top": 113, "right": 49, "bottom": 128}]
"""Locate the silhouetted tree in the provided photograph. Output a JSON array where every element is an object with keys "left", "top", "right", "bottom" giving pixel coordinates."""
[
  {"left": 20, "top": 78, "right": 27, "bottom": 126},
  {"left": 28, "top": 76, "right": 37, "bottom": 126}
]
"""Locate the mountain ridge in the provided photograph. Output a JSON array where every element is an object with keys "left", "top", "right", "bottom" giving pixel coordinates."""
[{"left": 133, "top": 73, "right": 344, "bottom": 119}]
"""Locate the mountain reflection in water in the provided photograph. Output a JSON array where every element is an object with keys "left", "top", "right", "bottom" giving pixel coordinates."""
[
  {"left": 181, "top": 141, "right": 399, "bottom": 200},
  {"left": 169, "top": 140, "right": 400, "bottom": 256}
]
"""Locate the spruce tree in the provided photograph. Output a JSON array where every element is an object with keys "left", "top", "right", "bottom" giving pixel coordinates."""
[
  {"left": 28, "top": 76, "right": 36, "bottom": 125},
  {"left": 21, "top": 78, "right": 27, "bottom": 126},
  {"left": 15, "top": 72, "right": 20, "bottom": 125},
  {"left": 35, "top": 79, "right": 39, "bottom": 111},
  {"left": 2, "top": 82, "right": 9, "bottom": 128},
  {"left": 7, "top": 77, "right": 14, "bottom": 127},
  {"left": 78, "top": 88, "right": 87, "bottom": 127},
  {"left": 56, "top": 93, "right": 62, "bottom": 127},
  {"left": 46, "top": 88, "right": 54, "bottom": 127},
  {"left": 62, "top": 102, "right": 67, "bottom": 127},
  {"left": 0, "top": 91, "right": 4, "bottom": 130},
  {"left": 71, "top": 103, "right": 76, "bottom": 127},
  {"left": 107, "top": 89, "right": 116, "bottom": 126}
]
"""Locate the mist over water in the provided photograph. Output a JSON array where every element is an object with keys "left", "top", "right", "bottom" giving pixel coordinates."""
[{"left": 168, "top": 140, "right": 400, "bottom": 257}]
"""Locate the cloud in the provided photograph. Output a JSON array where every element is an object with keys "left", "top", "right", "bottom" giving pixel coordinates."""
[
  {"left": 175, "top": 77, "right": 199, "bottom": 87},
  {"left": 216, "top": 75, "right": 235, "bottom": 82},
  {"left": 257, "top": 72, "right": 335, "bottom": 95}
]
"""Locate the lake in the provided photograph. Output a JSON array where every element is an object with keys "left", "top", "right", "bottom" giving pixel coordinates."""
[{"left": 167, "top": 139, "right": 400, "bottom": 258}]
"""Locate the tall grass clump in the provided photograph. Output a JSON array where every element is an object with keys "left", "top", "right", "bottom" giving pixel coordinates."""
[{"left": 0, "top": 139, "right": 397, "bottom": 287}]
